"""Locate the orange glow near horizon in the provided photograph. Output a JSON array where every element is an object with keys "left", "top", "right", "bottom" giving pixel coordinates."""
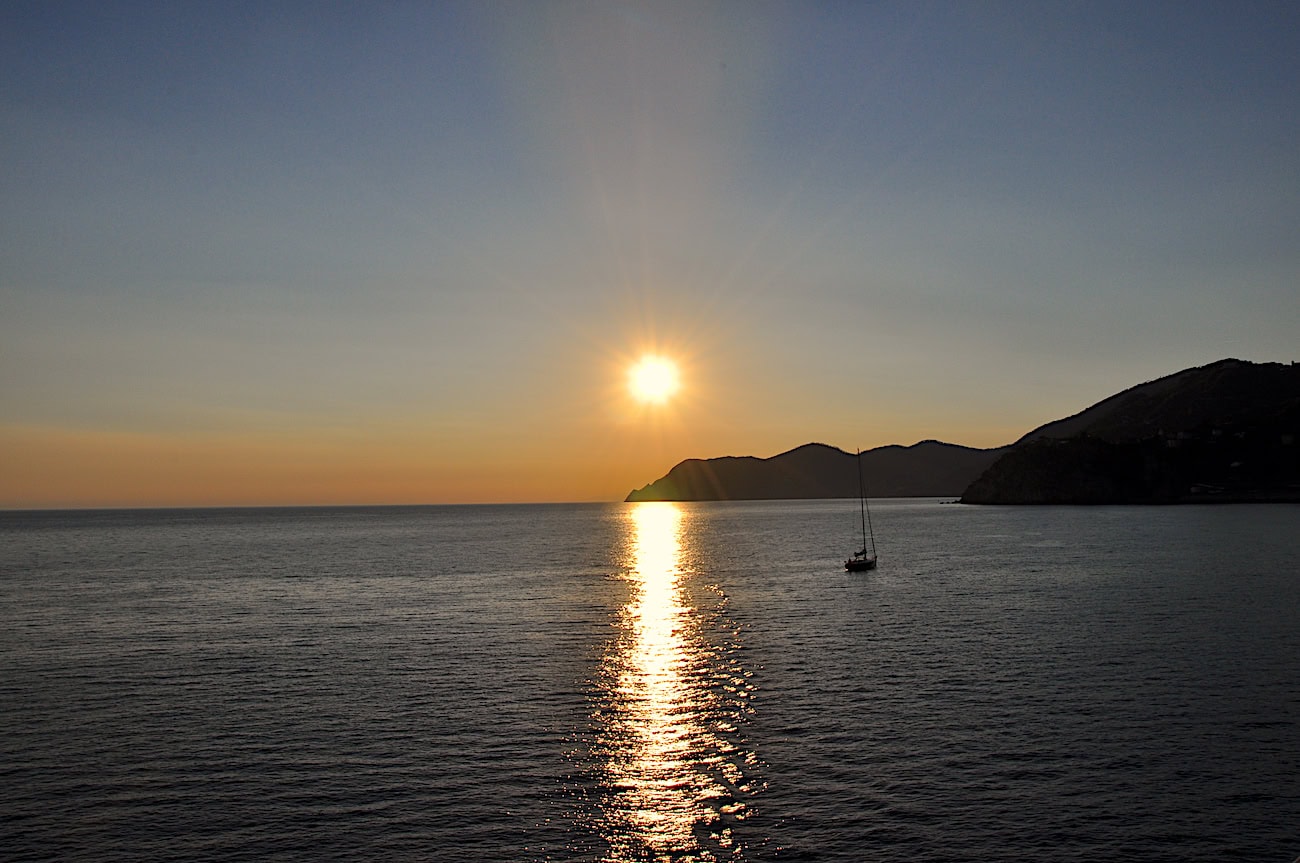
[
  {"left": 0, "top": 323, "right": 1023, "bottom": 510},
  {"left": 0, "top": 412, "right": 1023, "bottom": 509},
  {"left": 0, "top": 424, "right": 675, "bottom": 508}
]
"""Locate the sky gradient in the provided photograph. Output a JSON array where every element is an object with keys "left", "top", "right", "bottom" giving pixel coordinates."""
[{"left": 3, "top": 1, "right": 1298, "bottom": 507}]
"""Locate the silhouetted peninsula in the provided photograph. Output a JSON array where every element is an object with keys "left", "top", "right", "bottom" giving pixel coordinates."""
[
  {"left": 625, "top": 441, "right": 1005, "bottom": 501},
  {"left": 961, "top": 359, "right": 1300, "bottom": 503},
  {"left": 625, "top": 359, "right": 1299, "bottom": 504}
]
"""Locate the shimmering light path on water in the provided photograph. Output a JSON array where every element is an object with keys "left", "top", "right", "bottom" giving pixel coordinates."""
[
  {"left": 592, "top": 502, "right": 755, "bottom": 859},
  {"left": 2, "top": 501, "right": 1298, "bottom": 861}
]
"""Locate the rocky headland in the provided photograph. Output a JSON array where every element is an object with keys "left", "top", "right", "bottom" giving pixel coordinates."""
[{"left": 960, "top": 359, "right": 1300, "bottom": 503}]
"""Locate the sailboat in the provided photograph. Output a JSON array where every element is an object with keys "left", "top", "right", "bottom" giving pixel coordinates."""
[{"left": 844, "top": 448, "right": 878, "bottom": 571}]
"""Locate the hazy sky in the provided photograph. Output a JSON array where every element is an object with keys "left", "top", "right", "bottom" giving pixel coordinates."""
[{"left": 3, "top": 1, "right": 1297, "bottom": 507}]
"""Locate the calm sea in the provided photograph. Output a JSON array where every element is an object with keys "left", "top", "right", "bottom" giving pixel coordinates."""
[{"left": 2, "top": 500, "right": 1297, "bottom": 862}]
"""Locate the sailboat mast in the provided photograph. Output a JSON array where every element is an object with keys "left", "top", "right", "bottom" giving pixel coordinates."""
[
  {"left": 863, "top": 472, "right": 876, "bottom": 558},
  {"left": 856, "top": 449, "right": 867, "bottom": 552},
  {"left": 856, "top": 448, "right": 876, "bottom": 556}
]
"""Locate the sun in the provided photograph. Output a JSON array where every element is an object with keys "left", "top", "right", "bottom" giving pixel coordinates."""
[{"left": 628, "top": 356, "right": 680, "bottom": 404}]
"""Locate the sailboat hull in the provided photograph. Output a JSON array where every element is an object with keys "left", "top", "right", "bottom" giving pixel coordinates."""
[{"left": 845, "top": 556, "right": 877, "bottom": 572}]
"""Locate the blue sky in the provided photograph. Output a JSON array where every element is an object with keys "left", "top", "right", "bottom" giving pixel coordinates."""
[{"left": 2, "top": 1, "right": 1297, "bottom": 505}]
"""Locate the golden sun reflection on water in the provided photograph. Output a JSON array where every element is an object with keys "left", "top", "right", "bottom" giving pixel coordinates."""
[{"left": 596, "top": 502, "right": 748, "bottom": 861}]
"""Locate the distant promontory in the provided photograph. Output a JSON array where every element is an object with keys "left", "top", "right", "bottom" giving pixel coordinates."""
[
  {"left": 625, "top": 359, "right": 1300, "bottom": 504},
  {"left": 625, "top": 441, "right": 1005, "bottom": 501}
]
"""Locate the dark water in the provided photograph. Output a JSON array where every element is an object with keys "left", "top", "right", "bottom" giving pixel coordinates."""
[{"left": 2, "top": 500, "right": 1297, "bottom": 861}]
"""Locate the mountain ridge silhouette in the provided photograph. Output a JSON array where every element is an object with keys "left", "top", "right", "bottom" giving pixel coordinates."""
[
  {"left": 625, "top": 359, "right": 1300, "bottom": 503},
  {"left": 625, "top": 440, "right": 1005, "bottom": 501}
]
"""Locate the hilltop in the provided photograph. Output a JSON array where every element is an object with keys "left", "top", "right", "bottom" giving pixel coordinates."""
[{"left": 1013, "top": 358, "right": 1300, "bottom": 445}]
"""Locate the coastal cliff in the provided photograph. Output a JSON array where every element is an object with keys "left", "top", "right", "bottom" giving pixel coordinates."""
[{"left": 960, "top": 359, "right": 1300, "bottom": 503}]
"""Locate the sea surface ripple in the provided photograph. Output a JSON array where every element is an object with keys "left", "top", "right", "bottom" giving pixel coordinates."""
[{"left": 2, "top": 501, "right": 1297, "bottom": 861}]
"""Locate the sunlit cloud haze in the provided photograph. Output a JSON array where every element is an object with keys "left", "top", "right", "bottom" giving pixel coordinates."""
[{"left": 2, "top": 2, "right": 1297, "bottom": 507}]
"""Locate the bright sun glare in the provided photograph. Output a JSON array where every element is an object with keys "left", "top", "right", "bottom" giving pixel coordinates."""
[{"left": 629, "top": 356, "right": 680, "bottom": 404}]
